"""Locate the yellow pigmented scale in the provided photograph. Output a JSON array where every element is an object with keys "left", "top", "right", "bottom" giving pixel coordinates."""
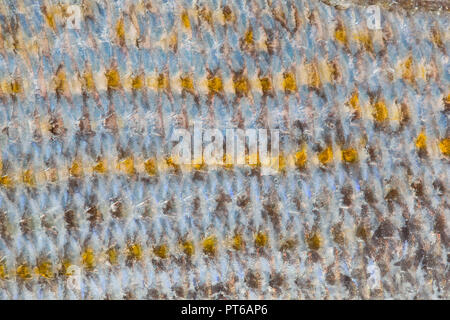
[
  {"left": 0, "top": 263, "right": 8, "bottom": 280},
  {"left": 232, "top": 234, "right": 243, "bottom": 251},
  {"left": 342, "top": 148, "right": 358, "bottom": 163},
  {"left": 118, "top": 158, "right": 135, "bottom": 175},
  {"left": 192, "top": 156, "right": 206, "bottom": 170},
  {"left": 348, "top": 91, "right": 361, "bottom": 112},
  {"left": 116, "top": 18, "right": 125, "bottom": 44},
  {"left": 373, "top": 100, "right": 389, "bottom": 122},
  {"left": 283, "top": 72, "right": 297, "bottom": 93},
  {"left": 128, "top": 243, "right": 142, "bottom": 261},
  {"left": 307, "top": 232, "right": 322, "bottom": 250},
  {"left": 69, "top": 160, "right": 83, "bottom": 177},
  {"left": 182, "top": 240, "right": 195, "bottom": 257},
  {"left": 234, "top": 76, "right": 249, "bottom": 96},
  {"left": 181, "top": 12, "right": 191, "bottom": 29},
  {"left": 83, "top": 70, "right": 96, "bottom": 92},
  {"left": 318, "top": 146, "right": 333, "bottom": 165},
  {"left": 154, "top": 245, "right": 168, "bottom": 259},
  {"left": 16, "top": 264, "right": 32, "bottom": 280},
  {"left": 132, "top": 74, "right": 145, "bottom": 90},
  {"left": 144, "top": 158, "right": 157, "bottom": 176},
  {"left": 259, "top": 77, "right": 272, "bottom": 94},
  {"left": 244, "top": 29, "right": 254, "bottom": 45},
  {"left": 35, "top": 261, "right": 54, "bottom": 279},
  {"left": 444, "top": 94, "right": 450, "bottom": 105},
  {"left": 106, "top": 68, "right": 121, "bottom": 89},
  {"left": 254, "top": 232, "right": 268, "bottom": 248},
  {"left": 107, "top": 248, "right": 118, "bottom": 265},
  {"left": 354, "top": 32, "right": 373, "bottom": 52},
  {"left": 157, "top": 74, "right": 169, "bottom": 90},
  {"left": 244, "top": 153, "right": 259, "bottom": 168},
  {"left": 93, "top": 159, "right": 107, "bottom": 174},
  {"left": 0, "top": 175, "right": 13, "bottom": 188},
  {"left": 22, "top": 169, "right": 36, "bottom": 187},
  {"left": 439, "top": 138, "right": 450, "bottom": 156},
  {"left": 335, "top": 24, "right": 347, "bottom": 45},
  {"left": 202, "top": 236, "right": 217, "bottom": 256},
  {"left": 44, "top": 8, "right": 56, "bottom": 30},
  {"left": 295, "top": 148, "right": 307, "bottom": 168},
  {"left": 223, "top": 153, "right": 234, "bottom": 169},
  {"left": 82, "top": 248, "right": 96, "bottom": 270},
  {"left": 207, "top": 76, "right": 223, "bottom": 95},
  {"left": 402, "top": 56, "right": 415, "bottom": 83},
  {"left": 415, "top": 131, "right": 427, "bottom": 150},
  {"left": 10, "top": 79, "right": 23, "bottom": 94},
  {"left": 165, "top": 157, "right": 178, "bottom": 169},
  {"left": 180, "top": 76, "right": 194, "bottom": 91}
]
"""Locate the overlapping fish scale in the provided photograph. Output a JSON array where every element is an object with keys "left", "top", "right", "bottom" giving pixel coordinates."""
[{"left": 0, "top": 0, "right": 448, "bottom": 299}]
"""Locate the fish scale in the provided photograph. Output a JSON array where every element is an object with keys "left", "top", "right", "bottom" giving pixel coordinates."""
[{"left": 0, "top": 0, "right": 448, "bottom": 300}]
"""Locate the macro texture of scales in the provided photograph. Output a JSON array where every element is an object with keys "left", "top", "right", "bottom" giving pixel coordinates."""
[{"left": 0, "top": 0, "right": 449, "bottom": 300}]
